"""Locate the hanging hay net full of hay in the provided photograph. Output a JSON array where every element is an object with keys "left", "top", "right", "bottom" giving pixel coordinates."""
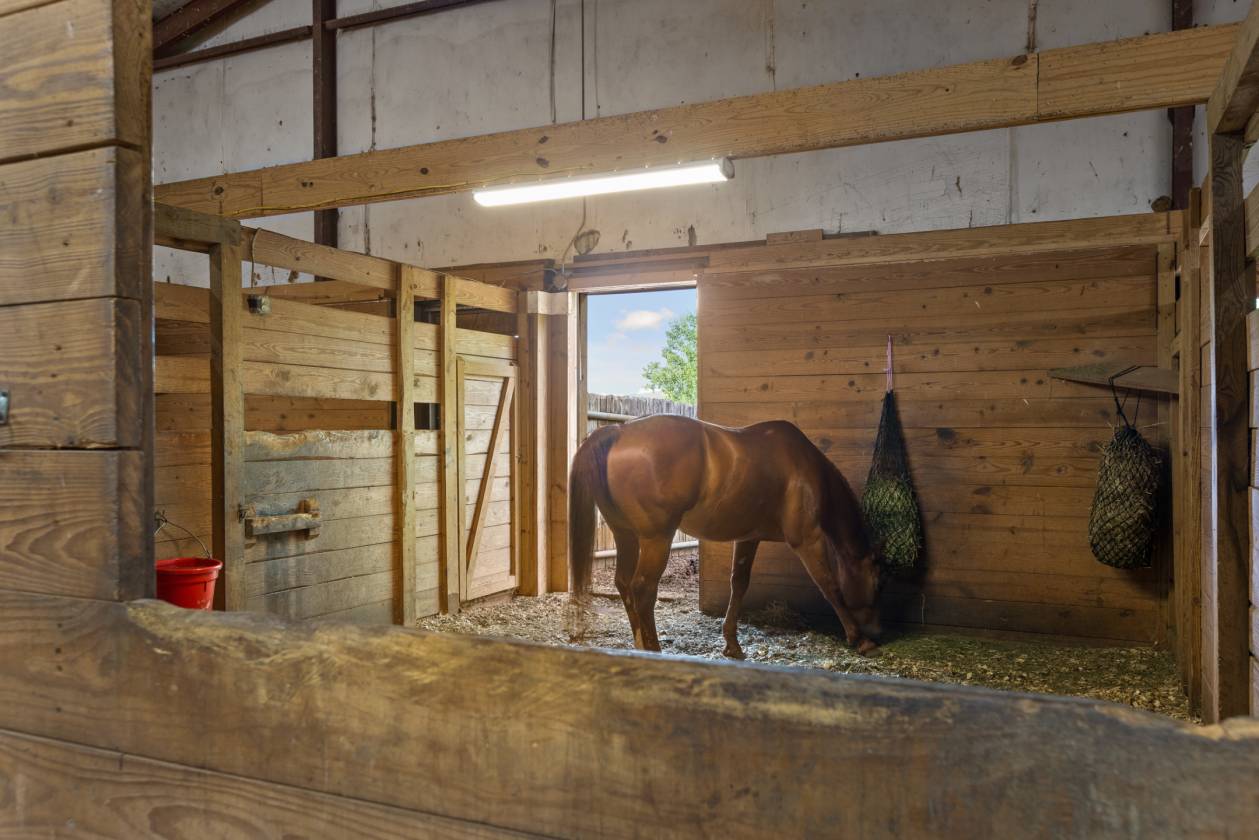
[
  {"left": 862, "top": 338, "right": 923, "bottom": 573},
  {"left": 1088, "top": 387, "right": 1162, "bottom": 569}
]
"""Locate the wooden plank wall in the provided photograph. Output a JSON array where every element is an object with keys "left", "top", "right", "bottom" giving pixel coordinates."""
[
  {"left": 152, "top": 267, "right": 523, "bottom": 620},
  {"left": 0, "top": 0, "right": 151, "bottom": 603},
  {"left": 697, "top": 216, "right": 1179, "bottom": 642}
]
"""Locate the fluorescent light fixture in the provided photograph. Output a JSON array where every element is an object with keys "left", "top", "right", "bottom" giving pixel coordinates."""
[{"left": 473, "top": 159, "right": 734, "bottom": 207}]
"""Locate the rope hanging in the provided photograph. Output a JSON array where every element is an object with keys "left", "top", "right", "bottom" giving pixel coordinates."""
[{"left": 861, "top": 336, "right": 923, "bottom": 573}]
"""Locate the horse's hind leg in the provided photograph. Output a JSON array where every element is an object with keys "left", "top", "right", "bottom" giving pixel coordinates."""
[
  {"left": 630, "top": 535, "right": 672, "bottom": 652},
  {"left": 611, "top": 528, "right": 641, "bottom": 644},
  {"left": 722, "top": 540, "right": 759, "bottom": 659}
]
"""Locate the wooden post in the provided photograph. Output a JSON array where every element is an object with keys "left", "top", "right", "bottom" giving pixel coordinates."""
[
  {"left": 210, "top": 239, "right": 245, "bottom": 611},
  {"left": 515, "top": 298, "right": 544, "bottom": 595},
  {"left": 312, "top": 0, "right": 338, "bottom": 253},
  {"left": 1156, "top": 243, "right": 1176, "bottom": 646},
  {"left": 1208, "top": 132, "right": 1252, "bottom": 719},
  {"left": 546, "top": 294, "right": 579, "bottom": 592},
  {"left": 395, "top": 266, "right": 417, "bottom": 625},
  {"left": 1177, "top": 187, "right": 1204, "bottom": 715},
  {"left": 438, "top": 274, "right": 460, "bottom": 612}
]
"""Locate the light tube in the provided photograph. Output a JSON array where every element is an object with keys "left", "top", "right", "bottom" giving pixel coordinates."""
[{"left": 473, "top": 159, "right": 733, "bottom": 207}]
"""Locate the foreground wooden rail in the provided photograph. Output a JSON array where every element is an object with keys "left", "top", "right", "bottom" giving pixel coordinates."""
[{"left": 4, "top": 591, "right": 1259, "bottom": 837}]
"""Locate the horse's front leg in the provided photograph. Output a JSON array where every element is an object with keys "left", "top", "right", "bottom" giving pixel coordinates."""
[
  {"left": 630, "top": 535, "right": 672, "bottom": 651},
  {"left": 792, "top": 532, "right": 877, "bottom": 656},
  {"left": 722, "top": 540, "right": 759, "bottom": 659}
]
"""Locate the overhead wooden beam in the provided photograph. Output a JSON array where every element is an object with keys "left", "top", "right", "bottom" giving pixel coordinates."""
[
  {"left": 1171, "top": 0, "right": 1194, "bottom": 210},
  {"left": 312, "top": 0, "right": 338, "bottom": 252},
  {"left": 324, "top": 0, "right": 502, "bottom": 32},
  {"left": 153, "top": 25, "right": 311, "bottom": 73},
  {"left": 154, "top": 24, "right": 1239, "bottom": 218},
  {"left": 1208, "top": 0, "right": 1259, "bottom": 138},
  {"left": 153, "top": 0, "right": 256, "bottom": 54}
]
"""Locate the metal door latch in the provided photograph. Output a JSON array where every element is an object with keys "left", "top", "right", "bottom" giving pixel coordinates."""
[{"left": 0, "top": 387, "right": 9, "bottom": 425}]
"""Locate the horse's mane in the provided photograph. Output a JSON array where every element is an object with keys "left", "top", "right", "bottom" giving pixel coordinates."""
[{"left": 820, "top": 456, "right": 873, "bottom": 557}]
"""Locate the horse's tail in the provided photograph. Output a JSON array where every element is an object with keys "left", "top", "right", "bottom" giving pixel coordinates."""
[{"left": 568, "top": 426, "right": 618, "bottom": 604}]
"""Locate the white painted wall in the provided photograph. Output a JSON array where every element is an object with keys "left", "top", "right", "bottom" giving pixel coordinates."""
[{"left": 153, "top": 0, "right": 1249, "bottom": 281}]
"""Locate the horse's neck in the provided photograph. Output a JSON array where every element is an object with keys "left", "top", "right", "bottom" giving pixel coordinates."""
[{"left": 822, "top": 462, "right": 869, "bottom": 557}]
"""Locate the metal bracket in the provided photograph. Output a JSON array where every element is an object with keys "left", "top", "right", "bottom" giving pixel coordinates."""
[
  {"left": 247, "top": 294, "right": 272, "bottom": 315},
  {"left": 0, "top": 387, "right": 8, "bottom": 425}
]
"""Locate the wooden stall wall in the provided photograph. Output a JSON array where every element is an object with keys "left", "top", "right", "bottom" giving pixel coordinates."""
[
  {"left": 697, "top": 215, "right": 1180, "bottom": 642},
  {"left": 152, "top": 245, "right": 525, "bottom": 622}
]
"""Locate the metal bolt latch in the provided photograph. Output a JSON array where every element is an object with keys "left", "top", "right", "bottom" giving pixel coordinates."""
[
  {"left": 247, "top": 295, "right": 271, "bottom": 315},
  {"left": 0, "top": 387, "right": 9, "bottom": 425}
]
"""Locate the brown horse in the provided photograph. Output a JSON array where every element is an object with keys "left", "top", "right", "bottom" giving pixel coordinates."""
[{"left": 569, "top": 415, "right": 882, "bottom": 658}]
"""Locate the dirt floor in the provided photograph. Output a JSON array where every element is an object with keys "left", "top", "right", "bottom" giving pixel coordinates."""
[{"left": 418, "top": 551, "right": 1193, "bottom": 722}]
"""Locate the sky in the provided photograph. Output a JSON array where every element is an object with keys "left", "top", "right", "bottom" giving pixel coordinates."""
[{"left": 585, "top": 288, "right": 697, "bottom": 396}]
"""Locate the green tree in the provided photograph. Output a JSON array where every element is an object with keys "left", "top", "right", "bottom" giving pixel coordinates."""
[{"left": 642, "top": 313, "right": 697, "bottom": 404}]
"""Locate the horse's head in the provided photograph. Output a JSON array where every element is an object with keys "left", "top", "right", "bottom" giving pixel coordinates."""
[{"left": 834, "top": 544, "right": 883, "bottom": 640}]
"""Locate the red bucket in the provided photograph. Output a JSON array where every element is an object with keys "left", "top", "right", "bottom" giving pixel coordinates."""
[{"left": 155, "top": 556, "right": 223, "bottom": 609}]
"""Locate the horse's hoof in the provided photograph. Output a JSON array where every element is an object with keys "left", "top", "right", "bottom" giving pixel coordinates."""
[
  {"left": 856, "top": 638, "right": 880, "bottom": 657},
  {"left": 723, "top": 644, "right": 746, "bottom": 660}
]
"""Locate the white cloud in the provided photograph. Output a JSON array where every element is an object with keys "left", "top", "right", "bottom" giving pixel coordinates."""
[{"left": 615, "top": 307, "right": 674, "bottom": 332}]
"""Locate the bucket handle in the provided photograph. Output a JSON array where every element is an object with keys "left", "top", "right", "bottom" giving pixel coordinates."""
[{"left": 154, "top": 511, "right": 212, "bottom": 560}]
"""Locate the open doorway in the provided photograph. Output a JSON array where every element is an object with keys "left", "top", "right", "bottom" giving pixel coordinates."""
[{"left": 583, "top": 288, "right": 700, "bottom": 588}]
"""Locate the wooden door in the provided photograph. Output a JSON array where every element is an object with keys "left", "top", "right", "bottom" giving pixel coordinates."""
[{"left": 457, "top": 358, "right": 518, "bottom": 602}]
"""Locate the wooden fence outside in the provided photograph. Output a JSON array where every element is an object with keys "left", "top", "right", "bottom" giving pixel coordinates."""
[{"left": 587, "top": 393, "right": 696, "bottom": 559}]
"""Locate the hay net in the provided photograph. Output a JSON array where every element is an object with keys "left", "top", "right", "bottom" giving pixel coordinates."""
[
  {"left": 1088, "top": 390, "right": 1162, "bottom": 569},
  {"left": 862, "top": 374, "right": 923, "bottom": 573}
]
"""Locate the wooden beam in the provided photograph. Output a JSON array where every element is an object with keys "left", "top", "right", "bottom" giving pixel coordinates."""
[
  {"left": 153, "top": 0, "right": 255, "bottom": 54},
  {"left": 6, "top": 592, "right": 1259, "bottom": 837},
  {"left": 1208, "top": 0, "right": 1259, "bottom": 137},
  {"left": 1209, "top": 132, "right": 1253, "bottom": 720},
  {"left": 312, "top": 0, "right": 338, "bottom": 254},
  {"left": 1171, "top": 0, "right": 1194, "bottom": 210},
  {"left": 395, "top": 266, "right": 416, "bottom": 626},
  {"left": 209, "top": 238, "right": 245, "bottom": 611},
  {"left": 153, "top": 25, "right": 311, "bottom": 72},
  {"left": 324, "top": 0, "right": 502, "bottom": 32},
  {"left": 154, "top": 25, "right": 1238, "bottom": 217},
  {"left": 438, "top": 275, "right": 459, "bottom": 612}
]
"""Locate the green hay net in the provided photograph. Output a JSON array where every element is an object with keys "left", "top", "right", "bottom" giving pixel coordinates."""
[
  {"left": 862, "top": 390, "right": 923, "bottom": 572},
  {"left": 1089, "top": 417, "right": 1162, "bottom": 570}
]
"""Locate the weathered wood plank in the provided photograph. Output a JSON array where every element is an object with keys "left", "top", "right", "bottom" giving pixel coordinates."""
[
  {"left": 0, "top": 0, "right": 148, "bottom": 161},
  {"left": 4, "top": 592, "right": 1259, "bottom": 838},
  {"left": 246, "top": 227, "right": 397, "bottom": 291},
  {"left": 0, "top": 451, "right": 145, "bottom": 600},
  {"left": 700, "top": 244, "right": 1156, "bottom": 303},
  {"left": 243, "top": 360, "right": 397, "bottom": 403},
  {"left": 1209, "top": 132, "right": 1253, "bottom": 720},
  {"left": 0, "top": 147, "right": 145, "bottom": 306},
  {"left": 0, "top": 728, "right": 541, "bottom": 839},
  {"left": 0, "top": 298, "right": 141, "bottom": 448},
  {"left": 439, "top": 276, "right": 459, "bottom": 612},
  {"left": 397, "top": 266, "right": 418, "bottom": 626},
  {"left": 210, "top": 240, "right": 245, "bottom": 611},
  {"left": 244, "top": 513, "right": 393, "bottom": 563},
  {"left": 1207, "top": 0, "right": 1259, "bottom": 136},
  {"left": 701, "top": 335, "right": 1154, "bottom": 378},
  {"left": 243, "top": 457, "right": 393, "bottom": 496},
  {"left": 244, "top": 429, "right": 394, "bottom": 462}
]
